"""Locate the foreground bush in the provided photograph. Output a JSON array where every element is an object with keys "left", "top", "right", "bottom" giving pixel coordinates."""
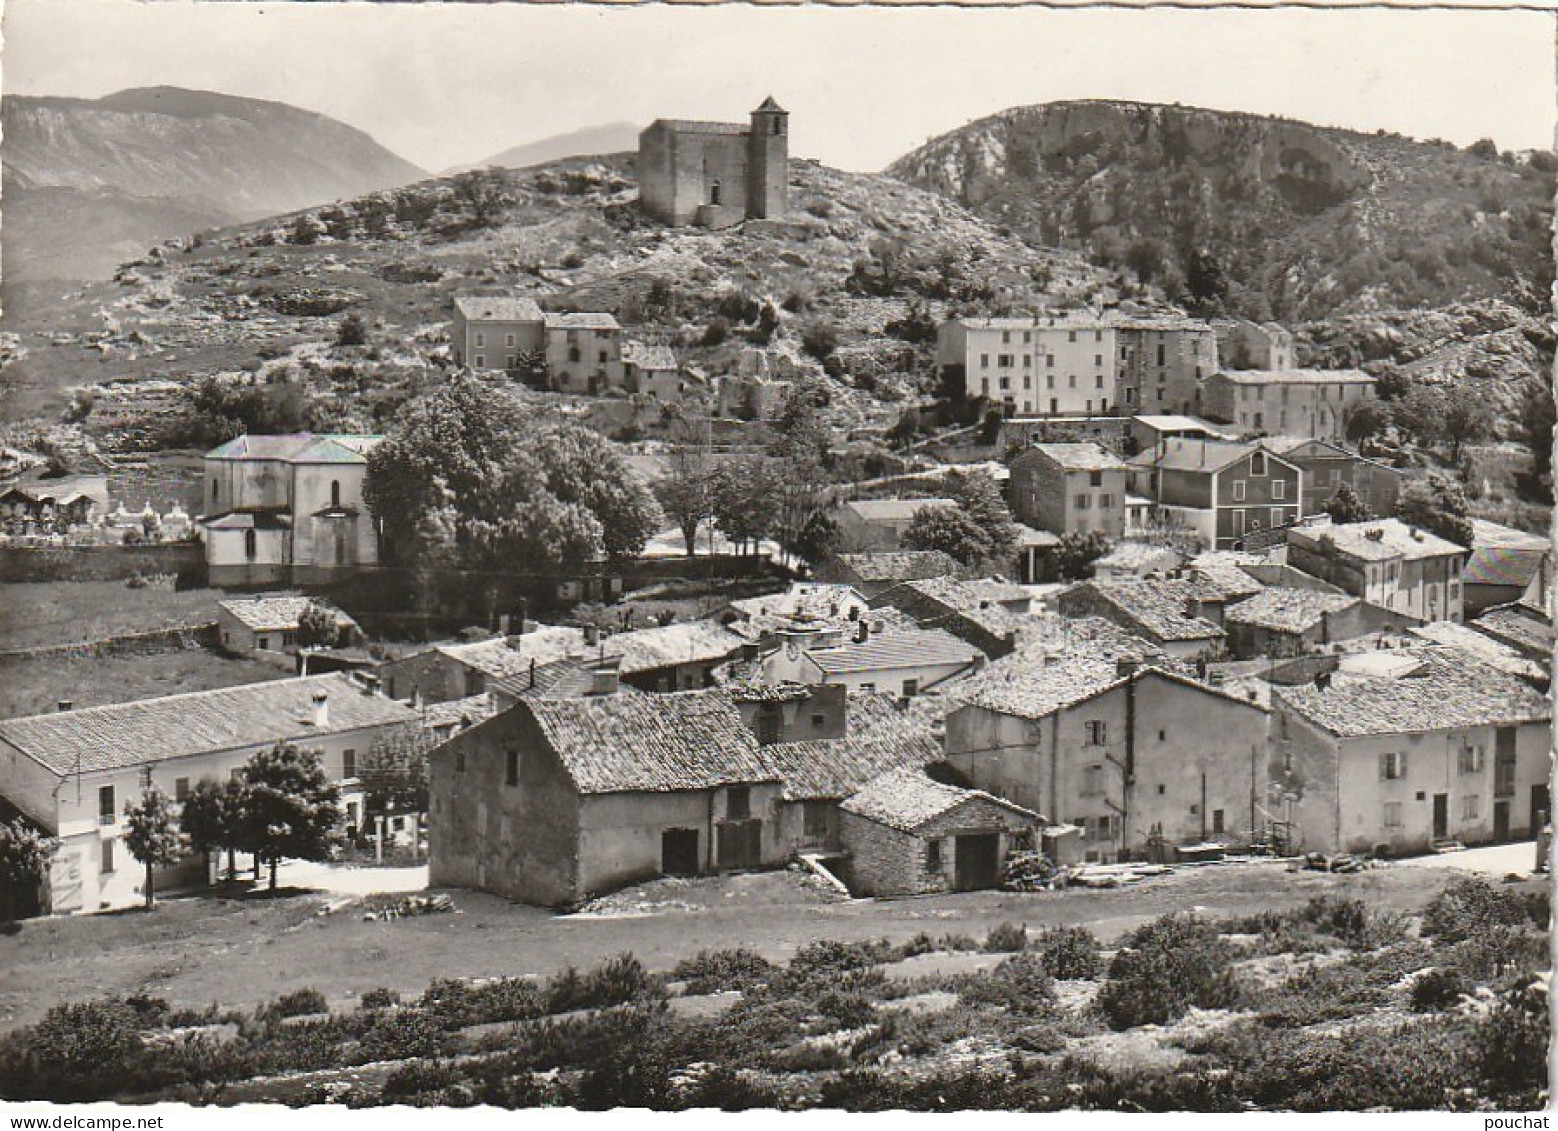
[
  {"left": 0, "top": 999, "right": 146, "bottom": 1100},
  {"left": 1032, "top": 925, "right": 1101, "bottom": 979},
  {"left": 958, "top": 953, "right": 1056, "bottom": 1015},
  {"left": 267, "top": 988, "right": 328, "bottom": 1019},
  {"left": 983, "top": 921, "right": 1029, "bottom": 953},
  {"left": 671, "top": 948, "right": 776, "bottom": 995},
  {"left": 1097, "top": 914, "right": 1241, "bottom": 1029},
  {"left": 1410, "top": 967, "right": 1471, "bottom": 1012},
  {"left": 1474, "top": 977, "right": 1550, "bottom": 1103},
  {"left": 1422, "top": 876, "right": 1539, "bottom": 943}
]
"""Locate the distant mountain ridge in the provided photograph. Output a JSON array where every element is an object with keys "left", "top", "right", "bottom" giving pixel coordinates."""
[
  {"left": 887, "top": 99, "right": 1554, "bottom": 321},
  {"left": 452, "top": 122, "right": 642, "bottom": 173},
  {"left": 3, "top": 86, "right": 426, "bottom": 289}
]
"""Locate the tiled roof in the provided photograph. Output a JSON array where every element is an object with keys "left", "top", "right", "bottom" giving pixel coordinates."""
[
  {"left": 202, "top": 510, "right": 292, "bottom": 531},
  {"left": 840, "top": 767, "right": 1037, "bottom": 834},
  {"left": 1012, "top": 522, "right": 1061, "bottom": 549},
  {"left": 419, "top": 693, "right": 495, "bottom": 731},
  {"left": 1469, "top": 603, "right": 1555, "bottom": 660},
  {"left": 436, "top": 628, "right": 589, "bottom": 679},
  {"left": 835, "top": 550, "right": 962, "bottom": 584},
  {"left": 1018, "top": 442, "right": 1128, "bottom": 473},
  {"left": 204, "top": 433, "right": 381, "bottom": 464},
  {"left": 758, "top": 693, "right": 944, "bottom": 801},
  {"left": 952, "top": 616, "right": 1163, "bottom": 720},
  {"left": 545, "top": 312, "right": 621, "bottom": 331},
  {"left": 1131, "top": 415, "right": 1230, "bottom": 435},
  {"left": 491, "top": 658, "right": 600, "bottom": 700},
  {"left": 754, "top": 96, "right": 786, "bottom": 113},
  {"left": 599, "top": 620, "right": 745, "bottom": 674},
  {"left": 840, "top": 497, "right": 955, "bottom": 523},
  {"left": 1224, "top": 587, "right": 1359, "bottom": 633},
  {"left": 1093, "top": 542, "right": 1184, "bottom": 576},
  {"left": 454, "top": 296, "right": 543, "bottom": 322},
  {"left": 1128, "top": 438, "right": 1264, "bottom": 474},
  {"left": 1407, "top": 622, "right": 1548, "bottom": 685},
  {"left": 878, "top": 576, "right": 1031, "bottom": 640},
  {"left": 1188, "top": 553, "right": 1268, "bottom": 601},
  {"left": 622, "top": 342, "right": 678, "bottom": 370},
  {"left": 803, "top": 628, "right": 980, "bottom": 677},
  {"left": 1274, "top": 648, "right": 1551, "bottom": 738},
  {"left": 524, "top": 690, "right": 777, "bottom": 794},
  {"left": 0, "top": 674, "right": 418, "bottom": 778},
  {"left": 1213, "top": 368, "right": 1375, "bottom": 386},
  {"left": 1070, "top": 578, "right": 1226, "bottom": 642},
  {"left": 218, "top": 595, "right": 356, "bottom": 634},
  {"left": 1292, "top": 518, "right": 1467, "bottom": 562},
  {"left": 728, "top": 583, "right": 867, "bottom": 626},
  {"left": 1465, "top": 520, "right": 1550, "bottom": 589}
]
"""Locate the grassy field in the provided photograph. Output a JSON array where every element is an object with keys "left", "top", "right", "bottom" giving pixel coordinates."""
[
  {"left": 0, "top": 578, "right": 224, "bottom": 652},
  {"left": 0, "top": 861, "right": 1495, "bottom": 1035},
  {"left": 0, "top": 646, "right": 289, "bottom": 719}
]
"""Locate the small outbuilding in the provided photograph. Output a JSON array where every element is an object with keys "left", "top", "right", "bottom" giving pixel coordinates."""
[{"left": 838, "top": 767, "right": 1041, "bottom": 897}]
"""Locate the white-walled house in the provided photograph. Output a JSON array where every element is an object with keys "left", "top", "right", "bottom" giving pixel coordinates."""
[
  {"left": 0, "top": 675, "right": 417, "bottom": 913},
  {"left": 200, "top": 433, "right": 382, "bottom": 586}
]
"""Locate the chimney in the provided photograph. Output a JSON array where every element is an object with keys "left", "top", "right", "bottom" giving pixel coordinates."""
[
  {"left": 1315, "top": 670, "right": 1332, "bottom": 691},
  {"left": 499, "top": 613, "right": 510, "bottom": 636},
  {"left": 587, "top": 656, "right": 621, "bottom": 696},
  {"left": 1115, "top": 657, "right": 1139, "bottom": 679},
  {"left": 312, "top": 690, "right": 330, "bottom": 728},
  {"left": 57, "top": 700, "right": 72, "bottom": 712},
  {"left": 584, "top": 624, "right": 600, "bottom": 647},
  {"left": 855, "top": 620, "right": 870, "bottom": 644}
]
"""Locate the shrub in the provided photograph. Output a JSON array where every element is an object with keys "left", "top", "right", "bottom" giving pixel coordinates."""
[
  {"left": 382, "top": 1058, "right": 463, "bottom": 1098},
  {"left": 800, "top": 320, "right": 839, "bottom": 360},
  {"left": 1097, "top": 914, "right": 1242, "bottom": 1030},
  {"left": 700, "top": 317, "right": 730, "bottom": 347},
  {"left": 671, "top": 948, "right": 776, "bottom": 995},
  {"left": 781, "top": 286, "right": 812, "bottom": 314},
  {"left": 959, "top": 953, "right": 1056, "bottom": 1015},
  {"left": 983, "top": 921, "right": 1029, "bottom": 953},
  {"left": 786, "top": 938, "right": 895, "bottom": 983},
  {"left": 1410, "top": 966, "right": 1471, "bottom": 1012},
  {"left": 545, "top": 953, "right": 657, "bottom": 1014},
  {"left": 269, "top": 988, "right": 328, "bottom": 1019},
  {"left": 336, "top": 314, "right": 367, "bottom": 348},
  {"left": 1422, "top": 876, "right": 1535, "bottom": 943},
  {"left": 1444, "top": 925, "right": 1550, "bottom": 981},
  {"left": 895, "top": 932, "right": 938, "bottom": 959},
  {"left": 1475, "top": 978, "right": 1550, "bottom": 1100},
  {"left": 360, "top": 987, "right": 400, "bottom": 1011},
  {"left": 4, "top": 999, "right": 145, "bottom": 1099},
  {"left": 360, "top": 1008, "right": 452, "bottom": 1061},
  {"left": 1033, "top": 925, "right": 1101, "bottom": 979},
  {"left": 670, "top": 1064, "right": 780, "bottom": 1111},
  {"left": 937, "top": 932, "right": 980, "bottom": 952}
]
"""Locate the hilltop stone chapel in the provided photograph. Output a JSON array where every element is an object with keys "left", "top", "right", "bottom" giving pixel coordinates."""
[{"left": 637, "top": 97, "right": 789, "bottom": 227}]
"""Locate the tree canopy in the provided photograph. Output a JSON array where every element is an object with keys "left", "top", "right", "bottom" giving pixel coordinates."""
[
  {"left": 123, "top": 786, "right": 185, "bottom": 909},
  {"left": 1054, "top": 530, "right": 1113, "bottom": 581},
  {"left": 1394, "top": 474, "right": 1474, "bottom": 548},
  {"left": 1323, "top": 483, "right": 1373, "bottom": 525},
  {"left": 0, "top": 819, "right": 56, "bottom": 922},
  {"left": 232, "top": 743, "right": 344, "bottom": 892},
  {"left": 364, "top": 374, "right": 662, "bottom": 573}
]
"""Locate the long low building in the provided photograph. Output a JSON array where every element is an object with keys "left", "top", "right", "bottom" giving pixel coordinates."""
[{"left": 0, "top": 674, "right": 418, "bottom": 913}]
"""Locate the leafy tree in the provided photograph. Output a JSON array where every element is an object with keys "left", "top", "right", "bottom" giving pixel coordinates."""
[
  {"left": 792, "top": 509, "right": 840, "bottom": 564},
  {"left": 1054, "top": 530, "right": 1112, "bottom": 580},
  {"left": 1440, "top": 385, "right": 1493, "bottom": 461},
  {"left": 0, "top": 818, "right": 56, "bottom": 921},
  {"left": 296, "top": 601, "right": 342, "bottom": 648},
  {"left": 1323, "top": 482, "right": 1373, "bottom": 525},
  {"left": 708, "top": 457, "right": 780, "bottom": 554},
  {"left": 364, "top": 374, "right": 661, "bottom": 573},
  {"left": 451, "top": 168, "right": 510, "bottom": 227},
  {"left": 358, "top": 726, "right": 432, "bottom": 824},
  {"left": 1185, "top": 248, "right": 1227, "bottom": 310},
  {"left": 800, "top": 320, "right": 839, "bottom": 361},
  {"left": 1392, "top": 384, "right": 1491, "bottom": 460},
  {"left": 657, "top": 447, "right": 715, "bottom": 556},
  {"left": 232, "top": 743, "right": 344, "bottom": 892},
  {"left": 946, "top": 469, "right": 1017, "bottom": 562},
  {"left": 1394, "top": 474, "right": 1474, "bottom": 547},
  {"left": 902, "top": 504, "right": 989, "bottom": 566},
  {"left": 336, "top": 313, "right": 368, "bottom": 348},
  {"left": 179, "top": 777, "right": 241, "bottom": 881},
  {"left": 1343, "top": 400, "right": 1390, "bottom": 449},
  {"left": 122, "top": 786, "right": 184, "bottom": 909},
  {"left": 1517, "top": 378, "right": 1555, "bottom": 496},
  {"left": 288, "top": 214, "right": 322, "bottom": 246}
]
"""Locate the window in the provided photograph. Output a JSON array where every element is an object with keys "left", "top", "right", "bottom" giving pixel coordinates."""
[
  {"left": 101, "top": 839, "right": 115, "bottom": 874},
  {"left": 475, "top": 333, "right": 485, "bottom": 347},
  {"left": 1232, "top": 480, "right": 1247, "bottom": 502},
  {"left": 343, "top": 749, "right": 357, "bottom": 780},
  {"left": 1212, "top": 809, "right": 1225, "bottom": 833},
  {"left": 860, "top": 683, "right": 876, "bottom": 694},
  {"left": 211, "top": 479, "right": 219, "bottom": 504},
  {"left": 1158, "top": 729, "right": 1167, "bottom": 742},
  {"left": 1081, "top": 764, "right": 1103, "bottom": 796},
  {"left": 1002, "top": 331, "right": 1011, "bottom": 345},
  {"left": 1023, "top": 331, "right": 1032, "bottom": 344},
  {"left": 331, "top": 480, "right": 341, "bottom": 508},
  {"left": 1046, "top": 355, "right": 1055, "bottom": 369},
  {"left": 598, "top": 350, "right": 608, "bottom": 364},
  {"left": 1157, "top": 783, "right": 1166, "bottom": 795},
  {"left": 999, "top": 377, "right": 1011, "bottom": 391},
  {"left": 1251, "top": 452, "right": 1268, "bottom": 476},
  {"left": 1074, "top": 494, "right": 1090, "bottom": 510},
  {"left": 1270, "top": 509, "right": 1285, "bottom": 528},
  {"left": 505, "top": 748, "right": 520, "bottom": 787},
  {"left": 568, "top": 347, "right": 580, "bottom": 363},
  {"left": 1084, "top": 720, "right": 1108, "bottom": 746},
  {"left": 99, "top": 785, "right": 115, "bottom": 824},
  {"left": 810, "top": 713, "right": 827, "bottom": 729},
  {"left": 727, "top": 786, "right": 751, "bottom": 820},
  {"left": 1094, "top": 354, "right": 1103, "bottom": 367},
  {"left": 980, "top": 354, "right": 990, "bottom": 368},
  {"left": 1380, "top": 751, "right": 1406, "bottom": 780},
  {"left": 1068, "top": 375, "right": 1077, "bottom": 389},
  {"left": 1023, "top": 375, "right": 1031, "bottom": 389},
  {"left": 1068, "top": 331, "right": 1077, "bottom": 343},
  {"left": 1157, "top": 345, "right": 1166, "bottom": 366},
  {"left": 1050, "top": 398, "right": 1058, "bottom": 414},
  {"left": 1458, "top": 745, "right": 1483, "bottom": 774},
  {"left": 1089, "top": 470, "right": 1103, "bottom": 487},
  {"left": 925, "top": 839, "right": 943, "bottom": 871},
  {"left": 257, "top": 637, "right": 270, "bottom": 651},
  {"left": 282, "top": 631, "right": 297, "bottom": 648},
  {"left": 1384, "top": 802, "right": 1403, "bottom": 828},
  {"left": 1099, "top": 494, "right": 1113, "bottom": 509},
  {"left": 474, "top": 355, "right": 485, "bottom": 368},
  {"left": 1095, "top": 374, "right": 1104, "bottom": 388},
  {"left": 506, "top": 333, "right": 515, "bottom": 347},
  {"left": 1094, "top": 330, "right": 1103, "bottom": 343},
  {"left": 710, "top": 180, "right": 722, "bottom": 206},
  {"left": 1046, "top": 375, "right": 1055, "bottom": 390},
  {"left": 244, "top": 529, "right": 257, "bottom": 559},
  {"left": 1462, "top": 795, "right": 1480, "bottom": 820},
  {"left": 175, "top": 778, "right": 190, "bottom": 801},
  {"left": 1272, "top": 480, "right": 1286, "bottom": 500}
]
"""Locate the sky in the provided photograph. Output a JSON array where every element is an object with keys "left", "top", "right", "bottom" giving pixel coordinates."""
[{"left": 4, "top": 1, "right": 1554, "bottom": 174}]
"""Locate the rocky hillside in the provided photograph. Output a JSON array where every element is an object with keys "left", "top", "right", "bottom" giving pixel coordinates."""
[
  {"left": 888, "top": 100, "right": 1554, "bottom": 322},
  {"left": 3, "top": 87, "right": 425, "bottom": 290},
  {"left": 0, "top": 154, "right": 1127, "bottom": 440}
]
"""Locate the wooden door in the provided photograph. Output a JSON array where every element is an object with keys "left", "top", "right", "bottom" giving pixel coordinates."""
[
  {"left": 953, "top": 833, "right": 1000, "bottom": 891},
  {"left": 661, "top": 828, "right": 700, "bottom": 876},
  {"left": 1432, "top": 794, "right": 1449, "bottom": 841}
]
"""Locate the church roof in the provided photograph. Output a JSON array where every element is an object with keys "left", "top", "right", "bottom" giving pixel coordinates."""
[{"left": 754, "top": 96, "right": 787, "bottom": 113}]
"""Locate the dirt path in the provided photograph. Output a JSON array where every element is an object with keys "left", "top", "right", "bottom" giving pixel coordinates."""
[{"left": 0, "top": 860, "right": 1486, "bottom": 1034}]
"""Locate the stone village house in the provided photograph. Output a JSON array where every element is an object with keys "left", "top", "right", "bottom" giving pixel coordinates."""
[{"left": 0, "top": 675, "right": 417, "bottom": 913}]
